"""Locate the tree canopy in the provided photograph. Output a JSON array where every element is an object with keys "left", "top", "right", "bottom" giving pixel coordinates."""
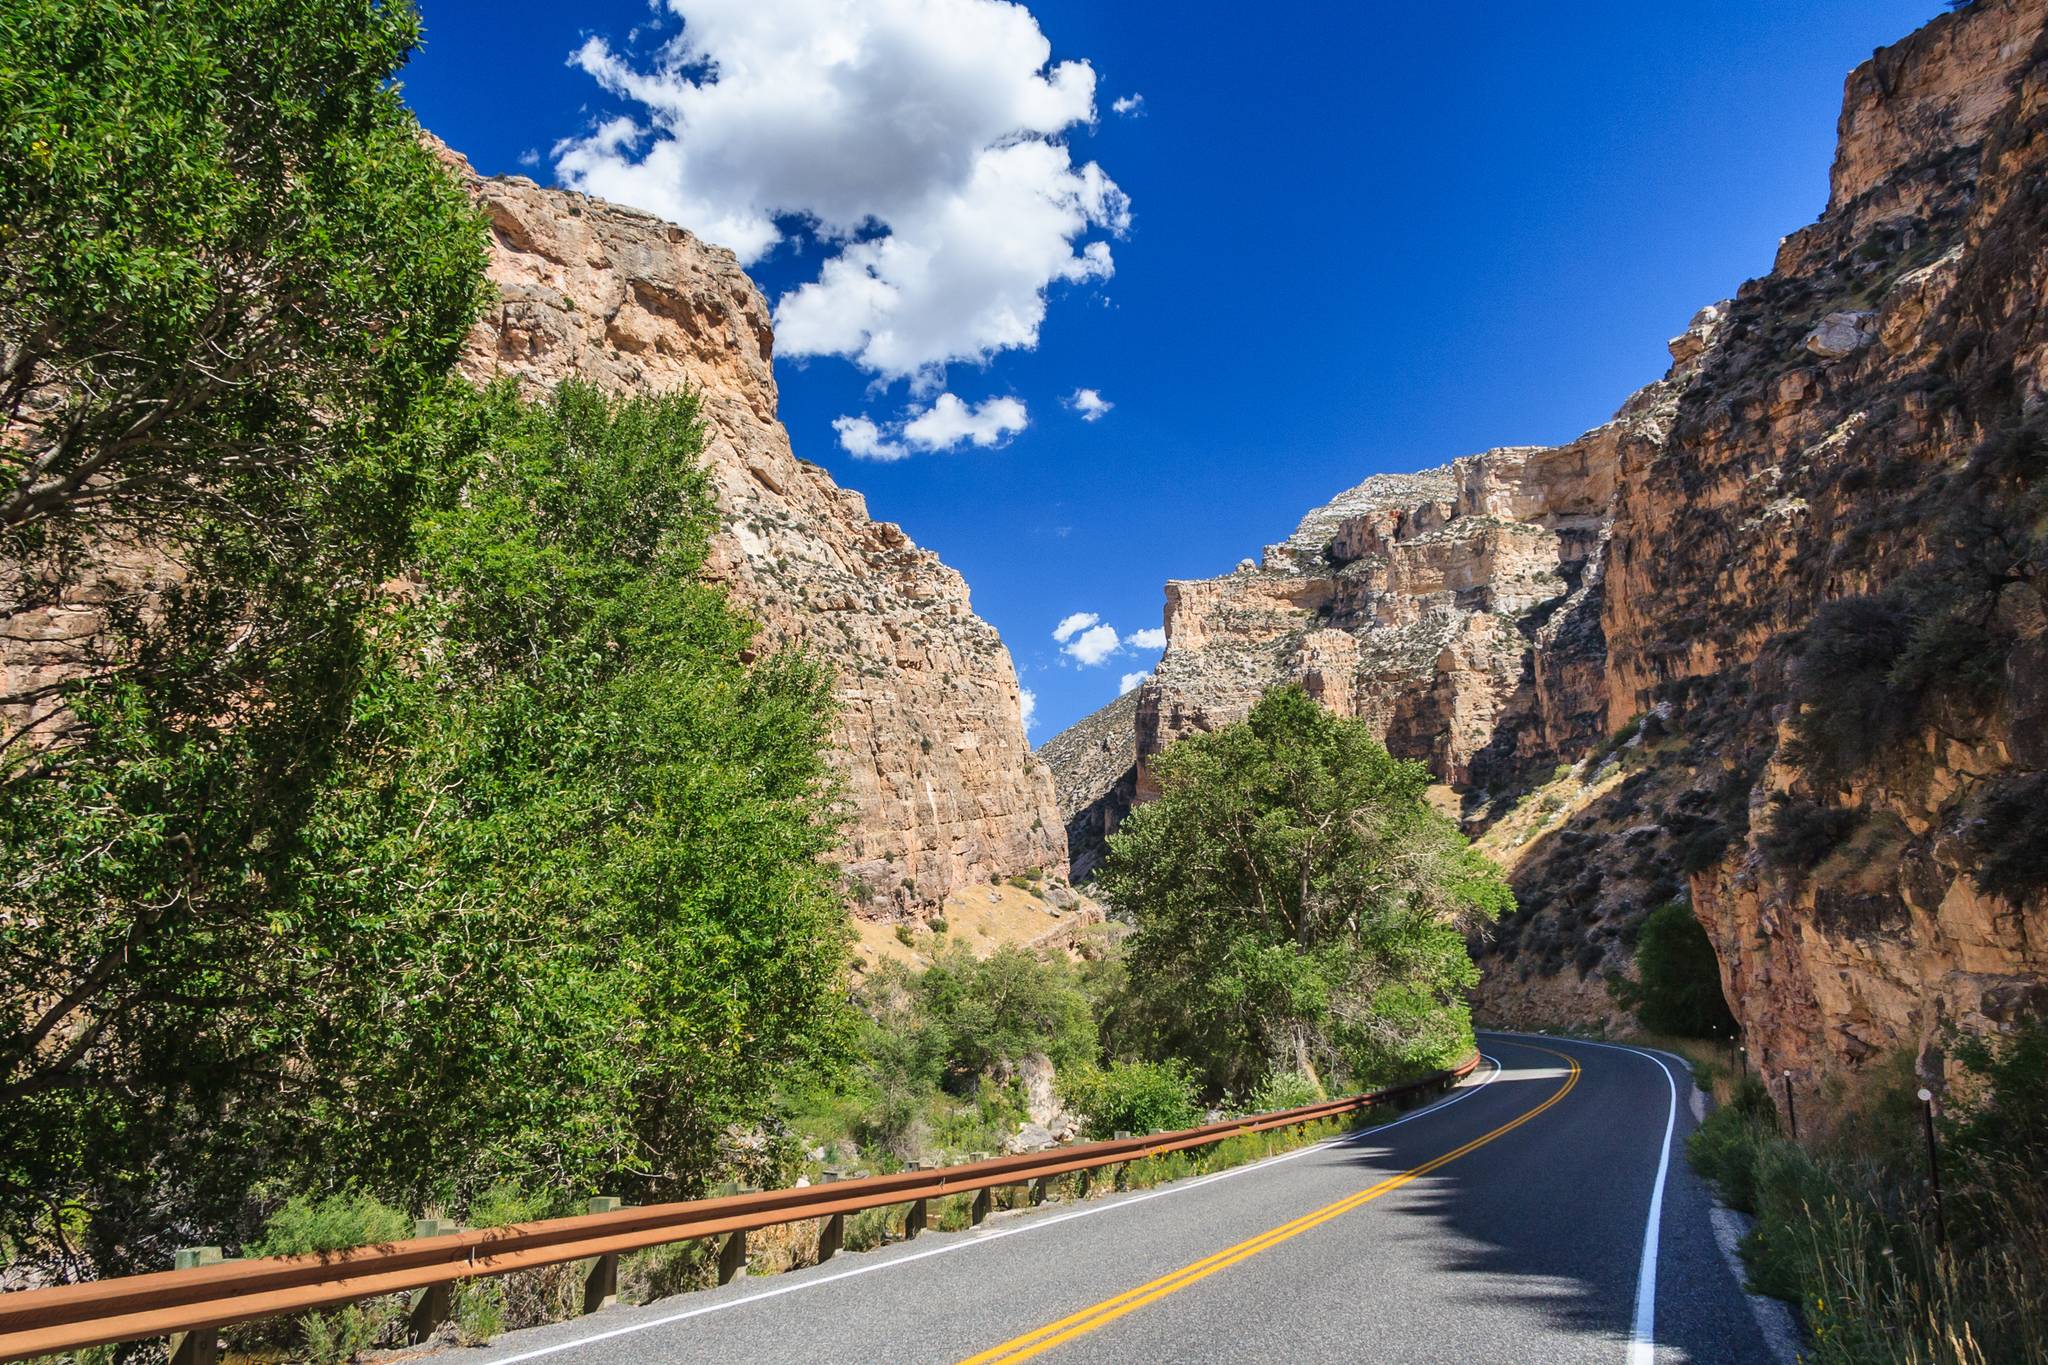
[{"left": 1098, "top": 686, "right": 1510, "bottom": 1096}]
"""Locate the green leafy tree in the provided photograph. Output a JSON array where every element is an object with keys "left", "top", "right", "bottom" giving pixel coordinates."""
[
  {"left": 1098, "top": 686, "right": 1509, "bottom": 1096},
  {"left": 0, "top": 0, "right": 485, "bottom": 1279},
  {"left": 1611, "top": 901, "right": 1737, "bottom": 1037},
  {"left": 0, "top": 0, "right": 484, "bottom": 542},
  {"left": 280, "top": 381, "right": 853, "bottom": 1208}
]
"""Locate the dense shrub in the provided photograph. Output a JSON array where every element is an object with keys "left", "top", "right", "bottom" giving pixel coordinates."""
[
  {"left": 1687, "top": 1023, "right": 2048, "bottom": 1363},
  {"left": 1611, "top": 901, "right": 1737, "bottom": 1037},
  {"left": 1756, "top": 794, "right": 1864, "bottom": 871},
  {"left": 1965, "top": 773, "right": 2048, "bottom": 903},
  {"left": 1246, "top": 1070, "right": 1323, "bottom": 1113},
  {"left": 250, "top": 1189, "right": 411, "bottom": 1257},
  {"left": 1062, "top": 1060, "right": 1202, "bottom": 1140}
]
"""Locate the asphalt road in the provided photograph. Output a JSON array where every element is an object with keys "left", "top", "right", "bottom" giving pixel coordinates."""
[{"left": 467, "top": 1033, "right": 1776, "bottom": 1364}]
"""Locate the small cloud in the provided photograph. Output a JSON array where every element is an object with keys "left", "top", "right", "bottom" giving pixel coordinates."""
[
  {"left": 1019, "top": 687, "right": 1038, "bottom": 732},
  {"left": 834, "top": 393, "right": 1026, "bottom": 462},
  {"left": 1064, "top": 622, "right": 1120, "bottom": 666},
  {"left": 1119, "top": 670, "right": 1149, "bottom": 694},
  {"left": 1127, "top": 627, "right": 1166, "bottom": 650},
  {"left": 1111, "top": 93, "right": 1145, "bottom": 117},
  {"left": 902, "top": 393, "right": 1028, "bottom": 451},
  {"left": 517, "top": 147, "right": 542, "bottom": 168},
  {"left": 1052, "top": 611, "right": 1100, "bottom": 643},
  {"left": 832, "top": 414, "right": 907, "bottom": 462},
  {"left": 1066, "top": 387, "right": 1113, "bottom": 422}
]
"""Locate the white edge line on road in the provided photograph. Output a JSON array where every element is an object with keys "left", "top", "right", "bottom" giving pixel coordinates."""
[
  {"left": 1482, "top": 1033, "right": 1676, "bottom": 1365},
  {"left": 479, "top": 1056, "right": 1506, "bottom": 1365}
]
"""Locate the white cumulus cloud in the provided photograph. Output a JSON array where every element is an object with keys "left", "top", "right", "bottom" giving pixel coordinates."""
[
  {"left": 1067, "top": 387, "right": 1113, "bottom": 421},
  {"left": 1118, "top": 670, "right": 1149, "bottom": 694},
  {"left": 901, "top": 394, "right": 1029, "bottom": 452},
  {"left": 555, "top": 0, "right": 1129, "bottom": 386},
  {"left": 835, "top": 393, "right": 1026, "bottom": 461},
  {"left": 1051, "top": 611, "right": 1099, "bottom": 643},
  {"left": 1111, "top": 93, "right": 1144, "bottom": 116},
  {"left": 1127, "top": 627, "right": 1166, "bottom": 649},
  {"left": 1019, "top": 687, "right": 1037, "bottom": 732},
  {"left": 1064, "top": 623, "right": 1120, "bottom": 666},
  {"left": 831, "top": 414, "right": 907, "bottom": 462}
]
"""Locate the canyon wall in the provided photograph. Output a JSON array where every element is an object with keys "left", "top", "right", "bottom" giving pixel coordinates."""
[
  {"left": 1045, "top": 0, "right": 2048, "bottom": 1088},
  {"left": 449, "top": 153, "right": 1066, "bottom": 916}
]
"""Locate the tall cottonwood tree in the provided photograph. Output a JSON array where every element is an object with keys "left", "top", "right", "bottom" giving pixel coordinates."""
[{"left": 1099, "top": 687, "right": 1510, "bottom": 1096}]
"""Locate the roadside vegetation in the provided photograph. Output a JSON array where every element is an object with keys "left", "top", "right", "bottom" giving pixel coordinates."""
[
  {"left": 1099, "top": 686, "right": 1509, "bottom": 1097},
  {"left": 1, "top": 0, "right": 847, "bottom": 1293},
  {"left": 1687, "top": 1026, "right": 2047, "bottom": 1365},
  {"left": 2, "top": 3, "right": 1509, "bottom": 1357}
]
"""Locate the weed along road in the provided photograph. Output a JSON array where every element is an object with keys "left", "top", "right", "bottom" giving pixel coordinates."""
[{"left": 460, "top": 1034, "right": 1773, "bottom": 1365}]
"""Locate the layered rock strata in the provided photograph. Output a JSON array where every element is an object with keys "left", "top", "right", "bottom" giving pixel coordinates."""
[
  {"left": 1036, "top": 687, "right": 1140, "bottom": 882},
  {"left": 1049, "top": 0, "right": 2048, "bottom": 1092},
  {"left": 447, "top": 153, "right": 1066, "bottom": 915}
]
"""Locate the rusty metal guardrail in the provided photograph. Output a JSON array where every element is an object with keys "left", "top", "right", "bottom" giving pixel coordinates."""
[{"left": 0, "top": 1053, "right": 1479, "bottom": 1361}]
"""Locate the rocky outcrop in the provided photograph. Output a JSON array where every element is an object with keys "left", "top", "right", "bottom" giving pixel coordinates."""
[
  {"left": 1048, "top": 0, "right": 2048, "bottom": 1094},
  {"left": 1583, "top": 0, "right": 2048, "bottom": 1086},
  {"left": 445, "top": 150, "right": 1067, "bottom": 915},
  {"left": 1059, "top": 304, "right": 1725, "bottom": 858},
  {"left": 1037, "top": 687, "right": 1140, "bottom": 881}
]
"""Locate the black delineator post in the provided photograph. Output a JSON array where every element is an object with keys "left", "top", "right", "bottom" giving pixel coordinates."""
[
  {"left": 1918, "top": 1087, "right": 1947, "bottom": 1249},
  {"left": 1782, "top": 1069, "right": 1798, "bottom": 1140}
]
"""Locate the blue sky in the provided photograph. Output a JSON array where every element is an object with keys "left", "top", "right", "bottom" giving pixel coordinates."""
[{"left": 404, "top": 0, "right": 1939, "bottom": 740}]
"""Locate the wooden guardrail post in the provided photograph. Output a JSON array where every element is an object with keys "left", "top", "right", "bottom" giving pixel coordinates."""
[
  {"left": 970, "top": 1186, "right": 993, "bottom": 1226},
  {"left": 168, "top": 1248, "right": 223, "bottom": 1365},
  {"left": 905, "top": 1196, "right": 929, "bottom": 1239},
  {"left": 582, "top": 1197, "right": 622, "bottom": 1313},
  {"left": 407, "top": 1219, "right": 460, "bottom": 1343},
  {"left": 716, "top": 1230, "right": 746, "bottom": 1285},
  {"left": 817, "top": 1211, "right": 845, "bottom": 1263},
  {"left": 1029, "top": 1177, "right": 1048, "bottom": 1206}
]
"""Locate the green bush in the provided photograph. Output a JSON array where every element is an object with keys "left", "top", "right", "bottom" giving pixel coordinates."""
[
  {"left": 299, "top": 1302, "right": 395, "bottom": 1364},
  {"left": 1062, "top": 1060, "right": 1202, "bottom": 1139},
  {"left": 250, "top": 1189, "right": 411, "bottom": 1257},
  {"left": 1247, "top": 1070, "right": 1323, "bottom": 1113},
  {"left": 465, "top": 1183, "right": 567, "bottom": 1230},
  {"left": 1684, "top": 1023, "right": 2048, "bottom": 1362},
  {"left": 1756, "top": 795, "right": 1863, "bottom": 871},
  {"left": 1965, "top": 772, "right": 2048, "bottom": 903},
  {"left": 454, "top": 1278, "right": 506, "bottom": 1346},
  {"left": 1611, "top": 902, "right": 1736, "bottom": 1038}
]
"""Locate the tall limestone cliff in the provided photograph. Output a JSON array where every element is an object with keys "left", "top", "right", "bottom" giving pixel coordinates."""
[
  {"left": 1046, "top": 0, "right": 2048, "bottom": 1091},
  {"left": 446, "top": 151, "right": 1066, "bottom": 916},
  {"left": 1045, "top": 303, "right": 1725, "bottom": 878}
]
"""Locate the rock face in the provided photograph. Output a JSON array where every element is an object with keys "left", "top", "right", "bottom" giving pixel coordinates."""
[
  {"left": 1585, "top": 0, "right": 2048, "bottom": 1086},
  {"left": 1036, "top": 688, "right": 1140, "bottom": 882},
  {"left": 445, "top": 150, "right": 1066, "bottom": 915},
  {"left": 1045, "top": 0, "right": 2048, "bottom": 1093},
  {"left": 1048, "top": 306, "right": 1724, "bottom": 878}
]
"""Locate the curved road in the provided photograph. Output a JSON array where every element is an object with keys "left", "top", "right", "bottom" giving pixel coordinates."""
[{"left": 468, "top": 1034, "right": 1776, "bottom": 1364}]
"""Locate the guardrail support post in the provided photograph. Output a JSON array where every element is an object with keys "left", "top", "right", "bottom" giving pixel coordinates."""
[
  {"left": 818, "top": 1211, "right": 844, "bottom": 1263},
  {"left": 716, "top": 1229, "right": 746, "bottom": 1285},
  {"left": 168, "top": 1248, "right": 223, "bottom": 1365},
  {"left": 582, "top": 1197, "right": 622, "bottom": 1313},
  {"left": 1030, "top": 1177, "right": 1048, "bottom": 1206},
  {"left": 408, "top": 1220, "right": 460, "bottom": 1344},
  {"left": 970, "top": 1186, "right": 993, "bottom": 1226},
  {"left": 1076, "top": 1166, "right": 1093, "bottom": 1199},
  {"left": 905, "top": 1197, "right": 928, "bottom": 1240}
]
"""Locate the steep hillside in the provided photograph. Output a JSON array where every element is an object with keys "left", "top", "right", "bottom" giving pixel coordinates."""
[
  {"left": 445, "top": 151, "right": 1066, "bottom": 918},
  {"left": 1037, "top": 687, "right": 1140, "bottom": 881},
  {"left": 1047, "top": 0, "right": 2048, "bottom": 1087}
]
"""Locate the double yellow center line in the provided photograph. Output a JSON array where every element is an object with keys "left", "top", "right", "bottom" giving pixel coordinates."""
[{"left": 958, "top": 1048, "right": 1581, "bottom": 1364}]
